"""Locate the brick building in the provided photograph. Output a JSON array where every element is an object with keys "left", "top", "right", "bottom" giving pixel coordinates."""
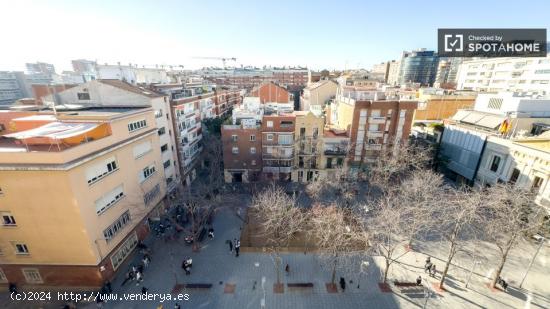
[
  {"left": 222, "top": 123, "right": 262, "bottom": 182},
  {"left": 250, "top": 82, "right": 291, "bottom": 103}
]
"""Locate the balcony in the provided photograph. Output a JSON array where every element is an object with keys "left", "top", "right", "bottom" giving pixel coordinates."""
[
  {"left": 324, "top": 148, "right": 347, "bottom": 156},
  {"left": 364, "top": 144, "right": 382, "bottom": 150},
  {"left": 263, "top": 152, "right": 293, "bottom": 159},
  {"left": 369, "top": 117, "right": 386, "bottom": 124},
  {"left": 367, "top": 131, "right": 384, "bottom": 138}
]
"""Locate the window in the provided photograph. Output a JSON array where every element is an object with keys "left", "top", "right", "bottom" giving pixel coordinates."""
[
  {"left": 251, "top": 160, "right": 256, "bottom": 166},
  {"left": 22, "top": 269, "right": 42, "bottom": 284},
  {"left": 128, "top": 120, "right": 147, "bottom": 132},
  {"left": 266, "top": 147, "right": 273, "bottom": 154},
  {"left": 157, "top": 127, "right": 166, "bottom": 135},
  {"left": 161, "top": 144, "right": 168, "bottom": 152},
  {"left": 326, "top": 158, "right": 333, "bottom": 169},
  {"left": 313, "top": 128, "right": 319, "bottom": 138},
  {"left": 267, "top": 121, "right": 273, "bottom": 128},
  {"left": 266, "top": 134, "right": 274, "bottom": 141},
  {"left": 533, "top": 176, "right": 544, "bottom": 191},
  {"left": 250, "top": 147, "right": 256, "bottom": 154},
  {"left": 232, "top": 147, "right": 239, "bottom": 154},
  {"left": 133, "top": 141, "right": 152, "bottom": 159},
  {"left": 77, "top": 92, "right": 90, "bottom": 100},
  {"left": 2, "top": 212, "right": 16, "bottom": 226},
  {"left": 154, "top": 109, "right": 163, "bottom": 118},
  {"left": 509, "top": 168, "right": 520, "bottom": 184},
  {"left": 86, "top": 157, "right": 118, "bottom": 184},
  {"left": 95, "top": 185, "right": 124, "bottom": 214},
  {"left": 368, "top": 138, "right": 377, "bottom": 145},
  {"left": 140, "top": 165, "right": 156, "bottom": 182},
  {"left": 103, "top": 211, "right": 131, "bottom": 241},
  {"left": 163, "top": 160, "right": 171, "bottom": 169},
  {"left": 0, "top": 268, "right": 7, "bottom": 283},
  {"left": 278, "top": 134, "right": 293, "bottom": 145},
  {"left": 369, "top": 124, "right": 379, "bottom": 132},
  {"left": 231, "top": 135, "right": 238, "bottom": 142},
  {"left": 490, "top": 155, "right": 501, "bottom": 172},
  {"left": 144, "top": 184, "right": 161, "bottom": 205},
  {"left": 300, "top": 127, "right": 306, "bottom": 137},
  {"left": 250, "top": 135, "right": 256, "bottom": 141},
  {"left": 110, "top": 232, "right": 138, "bottom": 270},
  {"left": 13, "top": 243, "right": 29, "bottom": 255}
]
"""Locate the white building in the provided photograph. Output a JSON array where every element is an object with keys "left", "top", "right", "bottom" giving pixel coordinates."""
[
  {"left": 43, "top": 79, "right": 180, "bottom": 192},
  {"left": 300, "top": 80, "right": 338, "bottom": 115},
  {"left": 96, "top": 65, "right": 169, "bottom": 85},
  {"left": 476, "top": 134, "right": 550, "bottom": 214},
  {"left": 456, "top": 56, "right": 550, "bottom": 94},
  {"left": 232, "top": 97, "right": 263, "bottom": 125}
]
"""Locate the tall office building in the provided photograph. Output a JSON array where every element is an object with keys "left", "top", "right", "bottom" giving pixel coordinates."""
[{"left": 397, "top": 49, "right": 439, "bottom": 86}]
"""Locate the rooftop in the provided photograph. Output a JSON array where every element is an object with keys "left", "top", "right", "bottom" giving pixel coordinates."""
[{"left": 98, "top": 79, "right": 164, "bottom": 98}]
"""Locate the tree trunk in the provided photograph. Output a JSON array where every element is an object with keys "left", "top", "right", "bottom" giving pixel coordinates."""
[
  {"left": 275, "top": 254, "right": 281, "bottom": 284},
  {"left": 331, "top": 258, "right": 337, "bottom": 284},
  {"left": 439, "top": 242, "right": 455, "bottom": 289},
  {"left": 491, "top": 244, "right": 512, "bottom": 288},
  {"left": 383, "top": 258, "right": 390, "bottom": 283}
]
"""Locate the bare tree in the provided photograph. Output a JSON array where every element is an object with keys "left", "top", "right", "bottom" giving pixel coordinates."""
[
  {"left": 200, "top": 133, "right": 224, "bottom": 201},
  {"left": 367, "top": 143, "right": 432, "bottom": 194},
  {"left": 435, "top": 187, "right": 484, "bottom": 290},
  {"left": 397, "top": 169, "right": 445, "bottom": 248},
  {"left": 481, "top": 183, "right": 541, "bottom": 288},
  {"left": 311, "top": 204, "right": 366, "bottom": 286},
  {"left": 251, "top": 185, "right": 306, "bottom": 290},
  {"left": 366, "top": 192, "right": 410, "bottom": 283}
]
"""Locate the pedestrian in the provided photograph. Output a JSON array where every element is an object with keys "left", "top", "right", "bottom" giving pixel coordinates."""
[
  {"left": 285, "top": 264, "right": 290, "bottom": 275},
  {"left": 141, "top": 286, "right": 148, "bottom": 294},
  {"left": 138, "top": 264, "right": 144, "bottom": 273},
  {"left": 105, "top": 281, "right": 112, "bottom": 293},
  {"left": 142, "top": 257, "right": 149, "bottom": 268},
  {"left": 228, "top": 240, "right": 233, "bottom": 252},
  {"left": 339, "top": 277, "right": 346, "bottom": 291},
  {"left": 425, "top": 261, "right": 432, "bottom": 273},
  {"left": 208, "top": 228, "right": 214, "bottom": 239},
  {"left": 135, "top": 271, "right": 143, "bottom": 285},
  {"left": 430, "top": 264, "right": 436, "bottom": 277},
  {"left": 174, "top": 304, "right": 181, "bottom": 309},
  {"left": 416, "top": 276, "right": 422, "bottom": 286},
  {"left": 132, "top": 265, "right": 137, "bottom": 273},
  {"left": 235, "top": 239, "right": 240, "bottom": 257}
]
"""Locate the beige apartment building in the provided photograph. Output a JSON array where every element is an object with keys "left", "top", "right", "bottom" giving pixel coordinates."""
[
  {"left": 0, "top": 107, "right": 166, "bottom": 288},
  {"left": 292, "top": 111, "right": 325, "bottom": 182}
]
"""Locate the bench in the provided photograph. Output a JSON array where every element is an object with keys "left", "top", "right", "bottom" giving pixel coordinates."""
[
  {"left": 393, "top": 282, "right": 418, "bottom": 287},
  {"left": 287, "top": 283, "right": 314, "bottom": 289},
  {"left": 182, "top": 283, "right": 212, "bottom": 289}
]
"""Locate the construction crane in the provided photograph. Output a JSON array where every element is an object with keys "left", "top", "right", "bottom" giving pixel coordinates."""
[{"left": 192, "top": 57, "right": 237, "bottom": 69}]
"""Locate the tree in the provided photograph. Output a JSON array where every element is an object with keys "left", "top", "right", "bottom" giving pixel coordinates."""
[
  {"left": 311, "top": 204, "right": 365, "bottom": 286},
  {"left": 436, "top": 187, "right": 484, "bottom": 290},
  {"left": 251, "top": 185, "right": 306, "bottom": 290},
  {"left": 200, "top": 133, "right": 223, "bottom": 200},
  {"left": 366, "top": 192, "right": 410, "bottom": 283},
  {"left": 481, "top": 183, "right": 542, "bottom": 288},
  {"left": 397, "top": 169, "right": 445, "bottom": 248}
]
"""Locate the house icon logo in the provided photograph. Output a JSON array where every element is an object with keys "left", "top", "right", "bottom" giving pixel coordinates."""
[{"left": 444, "top": 34, "right": 463, "bottom": 52}]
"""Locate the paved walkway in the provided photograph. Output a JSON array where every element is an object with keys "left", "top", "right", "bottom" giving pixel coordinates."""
[{"left": 2, "top": 190, "right": 549, "bottom": 308}]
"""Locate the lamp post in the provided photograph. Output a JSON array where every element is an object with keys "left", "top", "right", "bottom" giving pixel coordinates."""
[
  {"left": 465, "top": 260, "right": 481, "bottom": 288},
  {"left": 519, "top": 237, "right": 545, "bottom": 288}
]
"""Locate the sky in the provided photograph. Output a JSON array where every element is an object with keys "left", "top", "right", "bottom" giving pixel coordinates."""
[{"left": 1, "top": 0, "right": 549, "bottom": 72}]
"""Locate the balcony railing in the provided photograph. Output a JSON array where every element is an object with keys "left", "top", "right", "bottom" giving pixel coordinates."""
[
  {"left": 324, "top": 148, "right": 347, "bottom": 155},
  {"left": 369, "top": 116, "right": 386, "bottom": 124}
]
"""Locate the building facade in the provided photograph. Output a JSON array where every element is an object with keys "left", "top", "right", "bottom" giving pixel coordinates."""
[
  {"left": 261, "top": 114, "right": 295, "bottom": 181},
  {"left": 292, "top": 112, "right": 325, "bottom": 182},
  {"left": 300, "top": 80, "right": 338, "bottom": 115},
  {"left": 0, "top": 108, "right": 167, "bottom": 287},
  {"left": 222, "top": 123, "right": 262, "bottom": 183},
  {"left": 397, "top": 49, "right": 439, "bottom": 86},
  {"left": 456, "top": 56, "right": 550, "bottom": 94}
]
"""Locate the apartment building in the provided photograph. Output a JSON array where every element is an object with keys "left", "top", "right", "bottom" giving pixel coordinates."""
[
  {"left": 476, "top": 134, "right": 550, "bottom": 213},
  {"left": 434, "top": 58, "right": 463, "bottom": 88},
  {"left": 440, "top": 92, "right": 550, "bottom": 185},
  {"left": 456, "top": 56, "right": 550, "bottom": 94},
  {"left": 330, "top": 86, "right": 417, "bottom": 166},
  {"left": 221, "top": 123, "right": 262, "bottom": 183},
  {"left": 300, "top": 80, "right": 338, "bottom": 115},
  {"left": 249, "top": 82, "right": 294, "bottom": 114},
  {"left": 203, "top": 67, "right": 308, "bottom": 89},
  {"left": 25, "top": 62, "right": 56, "bottom": 76},
  {"left": 42, "top": 79, "right": 180, "bottom": 192},
  {"left": 292, "top": 111, "right": 324, "bottom": 182},
  {"left": 96, "top": 64, "right": 169, "bottom": 85},
  {"left": 0, "top": 107, "right": 167, "bottom": 287},
  {"left": 387, "top": 61, "right": 400, "bottom": 86},
  {"left": 0, "top": 72, "right": 26, "bottom": 106},
  {"left": 261, "top": 114, "right": 295, "bottom": 181},
  {"left": 321, "top": 128, "right": 350, "bottom": 177}
]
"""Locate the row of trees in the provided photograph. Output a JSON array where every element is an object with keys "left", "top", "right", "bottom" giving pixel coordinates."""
[{"left": 251, "top": 144, "right": 545, "bottom": 290}]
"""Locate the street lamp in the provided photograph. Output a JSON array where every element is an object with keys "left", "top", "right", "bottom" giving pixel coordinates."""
[
  {"left": 519, "top": 236, "right": 545, "bottom": 288},
  {"left": 465, "top": 260, "right": 481, "bottom": 288}
]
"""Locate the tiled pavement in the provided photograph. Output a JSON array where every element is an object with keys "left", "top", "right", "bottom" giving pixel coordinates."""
[{"left": 2, "top": 191, "right": 549, "bottom": 308}]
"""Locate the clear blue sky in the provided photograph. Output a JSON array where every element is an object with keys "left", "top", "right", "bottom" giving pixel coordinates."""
[{"left": 1, "top": 0, "right": 549, "bottom": 71}]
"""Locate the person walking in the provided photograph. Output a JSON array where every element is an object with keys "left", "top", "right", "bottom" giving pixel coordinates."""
[
  {"left": 339, "top": 277, "right": 346, "bottom": 291},
  {"left": 135, "top": 271, "right": 143, "bottom": 286},
  {"left": 416, "top": 276, "right": 422, "bottom": 286},
  {"left": 285, "top": 264, "right": 290, "bottom": 275},
  {"left": 235, "top": 239, "right": 240, "bottom": 257},
  {"left": 430, "top": 264, "right": 436, "bottom": 277},
  {"left": 174, "top": 304, "right": 181, "bottom": 309},
  {"left": 142, "top": 256, "right": 149, "bottom": 268},
  {"left": 425, "top": 261, "right": 432, "bottom": 273},
  {"left": 208, "top": 228, "right": 214, "bottom": 239},
  {"left": 141, "top": 286, "right": 148, "bottom": 294}
]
